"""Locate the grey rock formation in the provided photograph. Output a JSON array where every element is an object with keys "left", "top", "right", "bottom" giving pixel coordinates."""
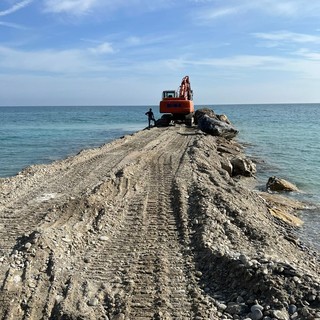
[
  {"left": 266, "top": 176, "right": 299, "bottom": 192},
  {"left": 198, "top": 114, "right": 238, "bottom": 139},
  {"left": 231, "top": 156, "right": 257, "bottom": 177},
  {"left": 195, "top": 108, "right": 238, "bottom": 139}
]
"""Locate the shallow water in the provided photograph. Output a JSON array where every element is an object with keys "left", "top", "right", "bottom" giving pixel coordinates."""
[{"left": 211, "top": 104, "right": 320, "bottom": 251}]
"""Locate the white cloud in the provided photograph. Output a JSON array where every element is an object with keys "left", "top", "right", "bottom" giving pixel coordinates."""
[
  {"left": 0, "top": 21, "right": 29, "bottom": 29},
  {"left": 125, "top": 36, "right": 142, "bottom": 46},
  {"left": 201, "top": 7, "right": 239, "bottom": 20},
  {"left": 254, "top": 31, "right": 320, "bottom": 44},
  {"left": 0, "top": 0, "right": 33, "bottom": 16},
  {"left": 89, "top": 42, "right": 115, "bottom": 54},
  {"left": 42, "top": 0, "right": 175, "bottom": 16},
  {"left": 43, "top": 0, "right": 99, "bottom": 15},
  {"left": 295, "top": 49, "right": 320, "bottom": 61},
  {"left": 193, "top": 0, "right": 320, "bottom": 22},
  {"left": 0, "top": 46, "right": 110, "bottom": 74}
]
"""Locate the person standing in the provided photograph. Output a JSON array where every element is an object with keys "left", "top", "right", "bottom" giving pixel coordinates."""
[{"left": 145, "top": 108, "right": 156, "bottom": 128}]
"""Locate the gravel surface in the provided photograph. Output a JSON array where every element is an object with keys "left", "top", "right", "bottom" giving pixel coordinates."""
[{"left": 0, "top": 125, "right": 319, "bottom": 319}]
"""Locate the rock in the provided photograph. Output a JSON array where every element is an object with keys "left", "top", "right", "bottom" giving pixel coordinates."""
[
  {"left": 272, "top": 309, "right": 289, "bottom": 320},
  {"left": 250, "top": 309, "right": 263, "bottom": 320},
  {"left": 231, "top": 156, "right": 257, "bottom": 177},
  {"left": 24, "top": 242, "right": 32, "bottom": 250},
  {"left": 290, "top": 313, "right": 298, "bottom": 320},
  {"left": 197, "top": 114, "right": 238, "bottom": 139},
  {"left": 217, "top": 114, "right": 231, "bottom": 124},
  {"left": 251, "top": 304, "right": 264, "bottom": 313},
  {"left": 226, "top": 302, "right": 246, "bottom": 314},
  {"left": 88, "top": 297, "right": 99, "bottom": 306},
  {"left": 215, "top": 302, "right": 227, "bottom": 311},
  {"left": 220, "top": 159, "right": 233, "bottom": 176},
  {"left": 61, "top": 237, "right": 72, "bottom": 243},
  {"left": 254, "top": 310, "right": 264, "bottom": 320},
  {"left": 266, "top": 176, "right": 299, "bottom": 192},
  {"left": 288, "top": 305, "right": 297, "bottom": 314},
  {"left": 98, "top": 235, "right": 109, "bottom": 241},
  {"left": 194, "top": 108, "right": 216, "bottom": 123},
  {"left": 300, "top": 307, "right": 311, "bottom": 318},
  {"left": 239, "top": 254, "right": 248, "bottom": 265}
]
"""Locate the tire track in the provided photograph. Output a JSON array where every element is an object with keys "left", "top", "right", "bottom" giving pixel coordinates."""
[
  {"left": 0, "top": 130, "right": 164, "bottom": 256},
  {"left": 80, "top": 130, "right": 198, "bottom": 319},
  {"left": 0, "top": 126, "right": 214, "bottom": 319}
]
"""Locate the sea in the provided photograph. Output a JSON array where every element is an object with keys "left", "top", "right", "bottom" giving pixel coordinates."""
[{"left": 0, "top": 104, "right": 319, "bottom": 251}]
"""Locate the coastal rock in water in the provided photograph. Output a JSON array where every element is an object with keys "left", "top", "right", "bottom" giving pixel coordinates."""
[
  {"left": 266, "top": 176, "right": 299, "bottom": 192},
  {"left": 231, "top": 156, "right": 256, "bottom": 176},
  {"left": 197, "top": 115, "right": 238, "bottom": 139}
]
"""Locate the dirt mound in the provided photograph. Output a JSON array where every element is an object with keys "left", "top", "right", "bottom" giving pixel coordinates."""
[{"left": 0, "top": 125, "right": 319, "bottom": 319}]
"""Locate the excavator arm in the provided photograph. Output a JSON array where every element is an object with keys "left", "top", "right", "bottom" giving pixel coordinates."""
[{"left": 179, "top": 76, "right": 193, "bottom": 100}]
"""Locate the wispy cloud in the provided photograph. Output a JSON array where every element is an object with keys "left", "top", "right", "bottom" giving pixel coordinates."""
[
  {"left": 0, "top": 45, "right": 110, "bottom": 74},
  {"left": 0, "top": 0, "right": 33, "bottom": 17},
  {"left": 89, "top": 42, "right": 115, "bottom": 54},
  {"left": 254, "top": 31, "right": 320, "bottom": 44},
  {"left": 43, "top": 0, "right": 99, "bottom": 15},
  {"left": 193, "top": 0, "right": 320, "bottom": 22},
  {"left": 294, "top": 49, "right": 320, "bottom": 61},
  {"left": 42, "top": 0, "right": 175, "bottom": 15},
  {"left": 0, "top": 21, "right": 29, "bottom": 30}
]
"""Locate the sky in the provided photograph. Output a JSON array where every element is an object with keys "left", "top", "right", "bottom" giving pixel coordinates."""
[{"left": 1, "top": 0, "right": 320, "bottom": 106}]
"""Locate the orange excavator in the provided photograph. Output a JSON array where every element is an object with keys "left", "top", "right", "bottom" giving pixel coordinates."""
[{"left": 159, "top": 76, "right": 194, "bottom": 126}]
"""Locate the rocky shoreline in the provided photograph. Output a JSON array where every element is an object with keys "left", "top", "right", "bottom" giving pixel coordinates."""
[{"left": 0, "top": 120, "right": 319, "bottom": 319}]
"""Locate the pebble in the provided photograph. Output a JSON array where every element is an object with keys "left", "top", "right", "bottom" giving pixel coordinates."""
[
  {"left": 99, "top": 235, "right": 109, "bottom": 241},
  {"left": 288, "top": 304, "right": 297, "bottom": 315},
  {"left": 272, "top": 309, "right": 289, "bottom": 320},
  {"left": 301, "top": 307, "right": 311, "bottom": 318},
  {"left": 13, "top": 275, "right": 22, "bottom": 283},
  {"left": 88, "top": 297, "right": 99, "bottom": 306},
  {"left": 226, "top": 302, "right": 245, "bottom": 315},
  {"left": 250, "top": 309, "right": 263, "bottom": 320},
  {"left": 307, "top": 294, "right": 316, "bottom": 302},
  {"left": 215, "top": 302, "right": 227, "bottom": 311},
  {"left": 24, "top": 242, "right": 32, "bottom": 250},
  {"left": 251, "top": 304, "right": 264, "bottom": 313}
]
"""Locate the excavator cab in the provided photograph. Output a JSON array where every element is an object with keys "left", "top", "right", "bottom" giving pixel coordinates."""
[{"left": 162, "top": 91, "right": 177, "bottom": 99}]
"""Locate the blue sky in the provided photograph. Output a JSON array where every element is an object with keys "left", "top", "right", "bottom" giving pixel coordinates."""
[{"left": 1, "top": 0, "right": 320, "bottom": 106}]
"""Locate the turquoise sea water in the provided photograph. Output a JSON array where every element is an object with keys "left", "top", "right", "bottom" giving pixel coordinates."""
[{"left": 0, "top": 104, "right": 319, "bottom": 250}]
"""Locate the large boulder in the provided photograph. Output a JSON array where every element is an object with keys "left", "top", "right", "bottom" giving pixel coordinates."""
[
  {"left": 266, "top": 176, "right": 299, "bottom": 192},
  {"left": 231, "top": 156, "right": 257, "bottom": 177},
  {"left": 197, "top": 114, "right": 238, "bottom": 139},
  {"left": 195, "top": 108, "right": 232, "bottom": 125},
  {"left": 194, "top": 108, "right": 217, "bottom": 123}
]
